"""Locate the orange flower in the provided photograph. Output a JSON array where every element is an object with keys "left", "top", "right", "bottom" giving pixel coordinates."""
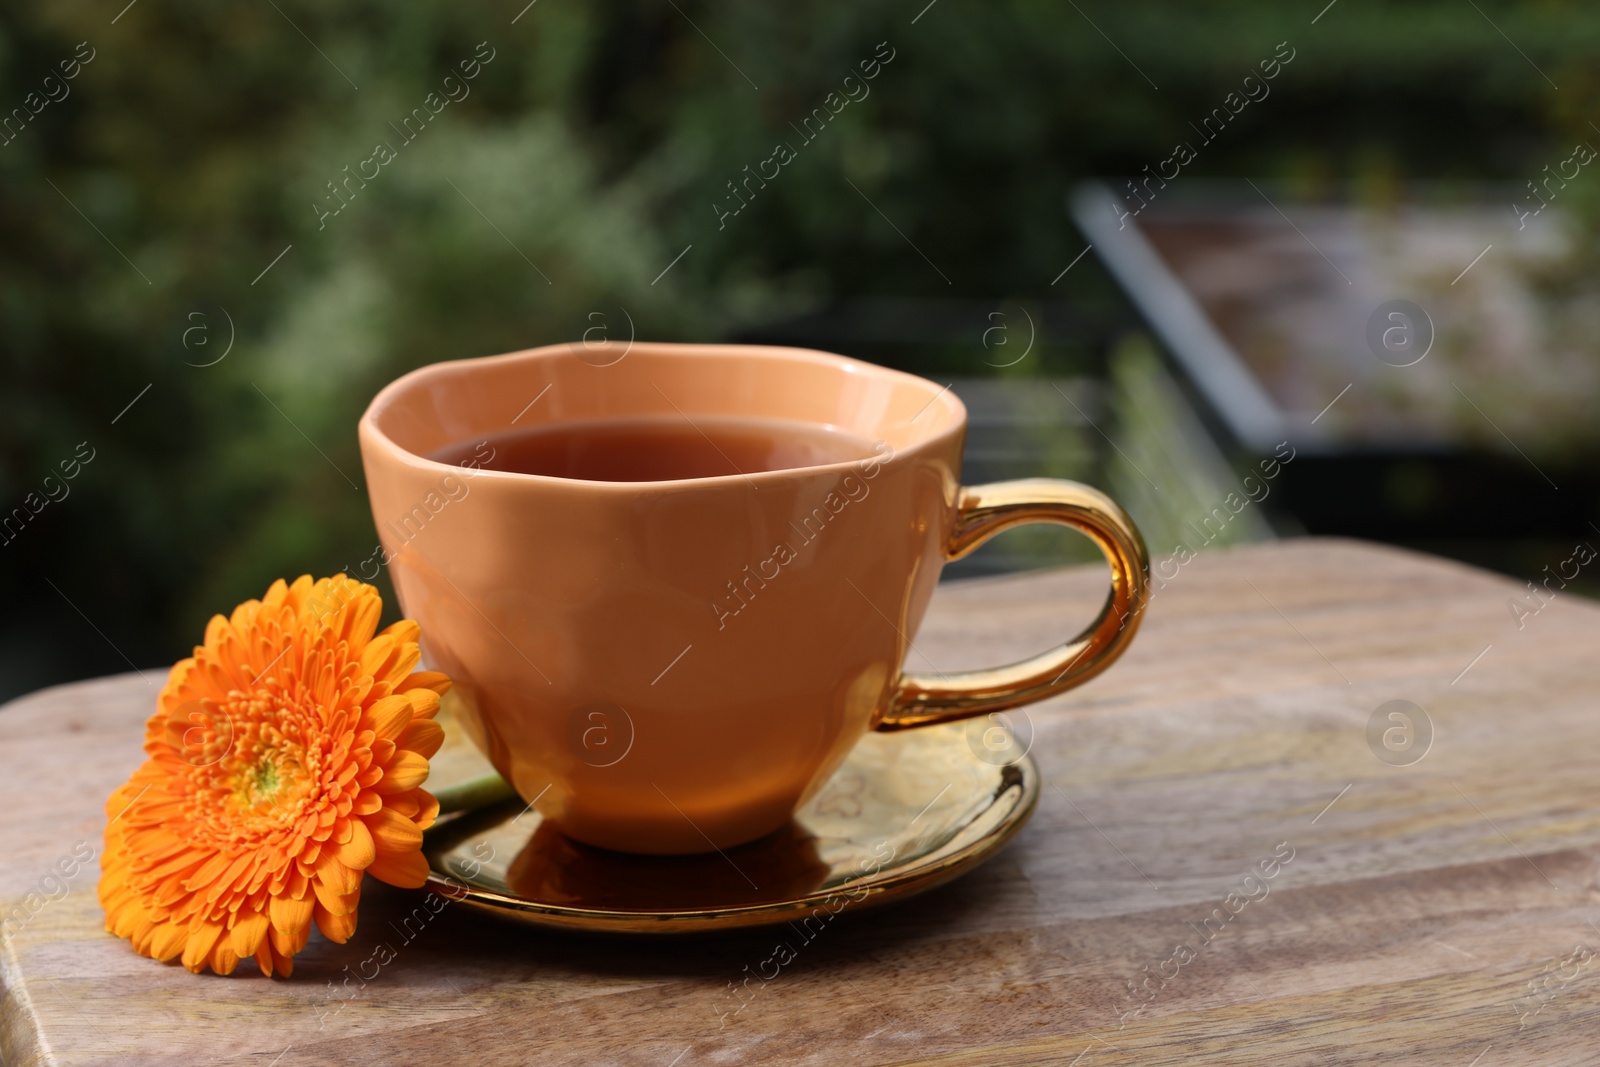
[{"left": 98, "top": 575, "right": 449, "bottom": 976}]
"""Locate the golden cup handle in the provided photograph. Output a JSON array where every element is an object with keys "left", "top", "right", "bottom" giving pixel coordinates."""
[{"left": 875, "top": 479, "right": 1151, "bottom": 731}]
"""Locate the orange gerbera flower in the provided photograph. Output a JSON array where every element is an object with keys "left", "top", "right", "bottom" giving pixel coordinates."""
[{"left": 98, "top": 575, "right": 449, "bottom": 977}]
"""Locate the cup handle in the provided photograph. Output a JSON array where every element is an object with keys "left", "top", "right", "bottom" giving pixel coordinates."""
[{"left": 874, "top": 478, "right": 1150, "bottom": 731}]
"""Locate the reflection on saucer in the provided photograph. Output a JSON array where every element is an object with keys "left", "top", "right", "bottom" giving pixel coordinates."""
[
  {"left": 422, "top": 722, "right": 1038, "bottom": 933},
  {"left": 506, "top": 819, "right": 830, "bottom": 911}
]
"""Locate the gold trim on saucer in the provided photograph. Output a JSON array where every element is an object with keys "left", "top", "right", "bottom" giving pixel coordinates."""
[{"left": 421, "top": 717, "right": 1038, "bottom": 934}]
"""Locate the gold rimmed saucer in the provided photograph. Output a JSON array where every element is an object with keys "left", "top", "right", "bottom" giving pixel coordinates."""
[{"left": 420, "top": 704, "right": 1039, "bottom": 934}]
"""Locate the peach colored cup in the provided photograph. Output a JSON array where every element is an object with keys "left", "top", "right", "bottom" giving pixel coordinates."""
[{"left": 359, "top": 342, "right": 1149, "bottom": 854}]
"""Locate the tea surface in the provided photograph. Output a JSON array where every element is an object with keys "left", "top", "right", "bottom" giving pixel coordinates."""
[{"left": 431, "top": 415, "right": 876, "bottom": 481}]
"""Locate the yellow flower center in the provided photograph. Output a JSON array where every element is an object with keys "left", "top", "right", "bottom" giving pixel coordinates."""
[
  {"left": 226, "top": 743, "right": 314, "bottom": 821},
  {"left": 243, "top": 754, "right": 290, "bottom": 809}
]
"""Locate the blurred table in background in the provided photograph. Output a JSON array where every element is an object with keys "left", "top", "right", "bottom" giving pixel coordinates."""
[{"left": 1076, "top": 181, "right": 1600, "bottom": 590}]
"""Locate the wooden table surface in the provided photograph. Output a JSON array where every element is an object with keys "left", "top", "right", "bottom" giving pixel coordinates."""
[{"left": 5, "top": 538, "right": 1600, "bottom": 1066}]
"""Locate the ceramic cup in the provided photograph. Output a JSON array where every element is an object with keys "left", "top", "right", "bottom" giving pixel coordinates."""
[{"left": 359, "top": 342, "right": 1149, "bottom": 854}]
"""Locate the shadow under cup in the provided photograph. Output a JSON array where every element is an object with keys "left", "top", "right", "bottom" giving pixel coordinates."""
[{"left": 358, "top": 341, "right": 969, "bottom": 854}]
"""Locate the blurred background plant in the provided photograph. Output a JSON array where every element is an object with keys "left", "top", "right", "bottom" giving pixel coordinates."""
[{"left": 2, "top": 0, "right": 1596, "bottom": 699}]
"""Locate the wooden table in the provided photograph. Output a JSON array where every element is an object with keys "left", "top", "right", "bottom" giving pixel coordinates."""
[{"left": 5, "top": 538, "right": 1598, "bottom": 1065}]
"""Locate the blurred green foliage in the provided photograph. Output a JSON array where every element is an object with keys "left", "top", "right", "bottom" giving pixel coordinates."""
[{"left": 1, "top": 0, "right": 1594, "bottom": 698}]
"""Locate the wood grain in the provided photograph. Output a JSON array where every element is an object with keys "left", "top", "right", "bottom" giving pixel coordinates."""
[{"left": 4, "top": 538, "right": 1600, "bottom": 1066}]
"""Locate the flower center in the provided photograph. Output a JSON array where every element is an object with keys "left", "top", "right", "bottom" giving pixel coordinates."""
[
  {"left": 235, "top": 749, "right": 308, "bottom": 817},
  {"left": 249, "top": 758, "right": 282, "bottom": 803}
]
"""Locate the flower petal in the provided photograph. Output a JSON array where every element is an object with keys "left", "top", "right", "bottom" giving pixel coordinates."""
[
  {"left": 364, "top": 695, "right": 413, "bottom": 741},
  {"left": 398, "top": 719, "right": 445, "bottom": 759},
  {"left": 332, "top": 817, "right": 376, "bottom": 870},
  {"left": 267, "top": 893, "right": 314, "bottom": 941},
  {"left": 314, "top": 849, "right": 362, "bottom": 896},
  {"left": 314, "top": 903, "right": 359, "bottom": 944},
  {"left": 365, "top": 848, "right": 430, "bottom": 889},
  {"left": 377, "top": 619, "right": 421, "bottom": 646},
  {"left": 149, "top": 920, "right": 188, "bottom": 962},
  {"left": 181, "top": 921, "right": 225, "bottom": 974},
  {"left": 376, "top": 751, "right": 430, "bottom": 794},
  {"left": 364, "top": 807, "right": 424, "bottom": 852},
  {"left": 183, "top": 850, "right": 235, "bottom": 893},
  {"left": 398, "top": 670, "right": 452, "bottom": 695},
  {"left": 405, "top": 689, "right": 442, "bottom": 721},
  {"left": 414, "top": 790, "right": 441, "bottom": 831},
  {"left": 210, "top": 941, "right": 241, "bottom": 976},
  {"left": 229, "top": 911, "right": 270, "bottom": 958},
  {"left": 386, "top": 793, "right": 420, "bottom": 820},
  {"left": 270, "top": 917, "right": 310, "bottom": 957}
]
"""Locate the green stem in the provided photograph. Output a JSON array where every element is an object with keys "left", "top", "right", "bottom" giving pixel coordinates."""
[{"left": 432, "top": 770, "right": 517, "bottom": 814}]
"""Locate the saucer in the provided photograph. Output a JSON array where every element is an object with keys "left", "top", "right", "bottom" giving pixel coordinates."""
[{"left": 420, "top": 703, "right": 1039, "bottom": 934}]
